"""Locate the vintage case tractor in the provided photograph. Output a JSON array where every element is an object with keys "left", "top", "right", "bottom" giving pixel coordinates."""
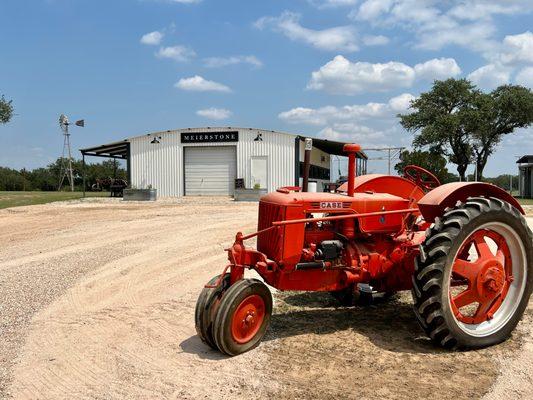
[{"left": 195, "top": 144, "right": 532, "bottom": 356}]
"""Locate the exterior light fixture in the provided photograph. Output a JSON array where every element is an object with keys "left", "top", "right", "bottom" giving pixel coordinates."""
[
  {"left": 254, "top": 133, "right": 263, "bottom": 141},
  {"left": 150, "top": 136, "right": 161, "bottom": 144}
]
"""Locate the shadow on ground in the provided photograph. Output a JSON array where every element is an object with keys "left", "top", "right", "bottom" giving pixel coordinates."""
[
  {"left": 181, "top": 290, "right": 438, "bottom": 357},
  {"left": 265, "top": 290, "right": 439, "bottom": 354}
]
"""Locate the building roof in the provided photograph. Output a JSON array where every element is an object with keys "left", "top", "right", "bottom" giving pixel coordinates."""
[
  {"left": 80, "top": 127, "right": 368, "bottom": 159},
  {"left": 299, "top": 136, "right": 368, "bottom": 160},
  {"left": 517, "top": 155, "right": 533, "bottom": 164},
  {"left": 80, "top": 140, "right": 129, "bottom": 159}
]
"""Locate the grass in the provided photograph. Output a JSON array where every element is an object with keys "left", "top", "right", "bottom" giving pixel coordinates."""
[{"left": 0, "top": 191, "right": 111, "bottom": 210}]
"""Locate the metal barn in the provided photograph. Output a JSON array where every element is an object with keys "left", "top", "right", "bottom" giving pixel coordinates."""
[{"left": 81, "top": 127, "right": 367, "bottom": 197}]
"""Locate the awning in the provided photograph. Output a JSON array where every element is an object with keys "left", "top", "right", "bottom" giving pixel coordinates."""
[
  {"left": 516, "top": 155, "right": 533, "bottom": 164},
  {"left": 80, "top": 140, "right": 129, "bottom": 159},
  {"left": 299, "top": 136, "right": 368, "bottom": 159}
]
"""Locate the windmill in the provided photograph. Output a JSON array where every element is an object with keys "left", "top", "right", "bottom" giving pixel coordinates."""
[{"left": 58, "top": 114, "right": 84, "bottom": 191}]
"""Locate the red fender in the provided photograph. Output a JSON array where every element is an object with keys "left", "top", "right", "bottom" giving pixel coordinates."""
[
  {"left": 337, "top": 174, "right": 426, "bottom": 202},
  {"left": 418, "top": 182, "right": 524, "bottom": 222}
]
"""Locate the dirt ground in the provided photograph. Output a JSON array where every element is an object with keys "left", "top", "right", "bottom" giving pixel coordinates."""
[{"left": 0, "top": 197, "right": 532, "bottom": 399}]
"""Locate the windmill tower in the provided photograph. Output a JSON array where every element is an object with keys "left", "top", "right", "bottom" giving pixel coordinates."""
[{"left": 58, "top": 114, "right": 84, "bottom": 191}]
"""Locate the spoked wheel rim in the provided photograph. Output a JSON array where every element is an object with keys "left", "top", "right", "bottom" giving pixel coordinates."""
[
  {"left": 449, "top": 222, "right": 528, "bottom": 337},
  {"left": 231, "top": 294, "right": 266, "bottom": 344}
]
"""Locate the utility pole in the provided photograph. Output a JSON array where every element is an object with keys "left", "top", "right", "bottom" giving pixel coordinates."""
[{"left": 365, "top": 147, "right": 405, "bottom": 175}]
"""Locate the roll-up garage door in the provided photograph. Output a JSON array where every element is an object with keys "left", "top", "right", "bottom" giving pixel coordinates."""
[{"left": 184, "top": 146, "right": 236, "bottom": 196}]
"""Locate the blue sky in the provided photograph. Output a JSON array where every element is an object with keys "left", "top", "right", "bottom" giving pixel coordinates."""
[{"left": 1, "top": 0, "right": 532, "bottom": 176}]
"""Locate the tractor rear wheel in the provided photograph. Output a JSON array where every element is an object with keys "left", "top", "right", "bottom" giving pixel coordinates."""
[
  {"left": 195, "top": 273, "right": 230, "bottom": 350},
  {"left": 213, "top": 279, "right": 272, "bottom": 356},
  {"left": 412, "top": 197, "right": 532, "bottom": 349}
]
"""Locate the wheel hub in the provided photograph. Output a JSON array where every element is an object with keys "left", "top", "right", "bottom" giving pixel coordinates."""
[
  {"left": 480, "top": 265, "right": 504, "bottom": 294},
  {"left": 231, "top": 294, "right": 265, "bottom": 344},
  {"left": 450, "top": 227, "right": 514, "bottom": 325}
]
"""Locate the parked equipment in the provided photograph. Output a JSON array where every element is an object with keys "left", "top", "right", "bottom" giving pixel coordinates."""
[
  {"left": 195, "top": 143, "right": 532, "bottom": 356},
  {"left": 91, "top": 178, "right": 128, "bottom": 197}
]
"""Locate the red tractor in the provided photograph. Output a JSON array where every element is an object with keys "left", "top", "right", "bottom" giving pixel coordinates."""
[{"left": 196, "top": 144, "right": 532, "bottom": 356}]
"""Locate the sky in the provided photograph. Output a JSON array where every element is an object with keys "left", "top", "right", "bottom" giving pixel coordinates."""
[{"left": 0, "top": 0, "right": 532, "bottom": 177}]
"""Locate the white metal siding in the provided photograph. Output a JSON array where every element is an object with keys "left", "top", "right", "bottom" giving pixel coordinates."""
[
  {"left": 184, "top": 146, "right": 236, "bottom": 196},
  {"left": 129, "top": 127, "right": 297, "bottom": 197}
]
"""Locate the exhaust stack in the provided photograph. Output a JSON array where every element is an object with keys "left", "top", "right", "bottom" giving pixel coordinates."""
[{"left": 343, "top": 143, "right": 362, "bottom": 197}]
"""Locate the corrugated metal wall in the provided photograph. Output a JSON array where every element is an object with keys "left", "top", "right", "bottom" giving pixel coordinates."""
[{"left": 129, "top": 127, "right": 297, "bottom": 197}]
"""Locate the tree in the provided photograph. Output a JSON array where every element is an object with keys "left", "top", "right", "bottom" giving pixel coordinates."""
[
  {"left": 399, "top": 79, "right": 476, "bottom": 181},
  {"left": 0, "top": 158, "right": 127, "bottom": 191},
  {"left": 466, "top": 85, "right": 533, "bottom": 180},
  {"left": 0, "top": 95, "right": 14, "bottom": 124},
  {"left": 395, "top": 149, "right": 457, "bottom": 184},
  {"left": 400, "top": 79, "right": 533, "bottom": 181}
]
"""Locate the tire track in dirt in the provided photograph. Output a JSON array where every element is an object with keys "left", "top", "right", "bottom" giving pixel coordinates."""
[{"left": 1, "top": 198, "right": 259, "bottom": 399}]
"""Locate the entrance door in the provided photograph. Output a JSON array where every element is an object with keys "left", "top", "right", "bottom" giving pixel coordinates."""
[{"left": 251, "top": 156, "right": 268, "bottom": 190}]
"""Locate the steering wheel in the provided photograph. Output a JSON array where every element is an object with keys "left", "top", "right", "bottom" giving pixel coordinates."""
[{"left": 403, "top": 165, "right": 441, "bottom": 192}]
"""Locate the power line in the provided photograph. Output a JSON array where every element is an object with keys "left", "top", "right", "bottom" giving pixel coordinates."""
[{"left": 365, "top": 147, "right": 405, "bottom": 175}]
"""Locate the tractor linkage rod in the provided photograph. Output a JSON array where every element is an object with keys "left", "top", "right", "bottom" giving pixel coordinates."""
[{"left": 272, "top": 208, "right": 419, "bottom": 226}]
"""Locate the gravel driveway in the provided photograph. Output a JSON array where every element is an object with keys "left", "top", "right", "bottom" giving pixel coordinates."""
[{"left": 0, "top": 199, "right": 531, "bottom": 399}]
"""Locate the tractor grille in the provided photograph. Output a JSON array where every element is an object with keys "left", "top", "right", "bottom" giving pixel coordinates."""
[{"left": 257, "top": 201, "right": 285, "bottom": 261}]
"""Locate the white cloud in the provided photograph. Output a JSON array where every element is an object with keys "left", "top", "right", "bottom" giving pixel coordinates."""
[
  {"left": 353, "top": 1, "right": 532, "bottom": 54},
  {"left": 499, "top": 31, "right": 533, "bottom": 65},
  {"left": 175, "top": 76, "right": 231, "bottom": 92},
  {"left": 254, "top": 11, "right": 358, "bottom": 52},
  {"left": 467, "top": 64, "right": 511, "bottom": 90},
  {"left": 388, "top": 93, "right": 416, "bottom": 112},
  {"left": 156, "top": 46, "right": 195, "bottom": 62},
  {"left": 448, "top": 1, "right": 532, "bottom": 21},
  {"left": 516, "top": 67, "right": 533, "bottom": 88},
  {"left": 196, "top": 107, "right": 233, "bottom": 120},
  {"left": 307, "top": 56, "right": 414, "bottom": 94},
  {"left": 140, "top": 31, "right": 164, "bottom": 46},
  {"left": 307, "top": 55, "right": 460, "bottom": 95},
  {"left": 416, "top": 21, "right": 496, "bottom": 52},
  {"left": 355, "top": 0, "right": 394, "bottom": 21},
  {"left": 413, "top": 58, "right": 461, "bottom": 81},
  {"left": 308, "top": 0, "right": 359, "bottom": 8},
  {"left": 204, "top": 55, "right": 263, "bottom": 68},
  {"left": 318, "top": 125, "right": 386, "bottom": 143},
  {"left": 278, "top": 93, "right": 415, "bottom": 126},
  {"left": 362, "top": 34, "right": 389, "bottom": 46}
]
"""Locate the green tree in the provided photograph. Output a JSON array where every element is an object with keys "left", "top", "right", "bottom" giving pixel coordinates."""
[
  {"left": 466, "top": 85, "right": 533, "bottom": 180},
  {"left": 399, "top": 79, "right": 533, "bottom": 181},
  {"left": 0, "top": 95, "right": 14, "bottom": 124},
  {"left": 395, "top": 149, "right": 457, "bottom": 184},
  {"left": 399, "top": 79, "right": 476, "bottom": 181}
]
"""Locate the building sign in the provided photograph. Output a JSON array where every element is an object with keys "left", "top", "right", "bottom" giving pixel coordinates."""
[{"left": 181, "top": 131, "right": 238, "bottom": 143}]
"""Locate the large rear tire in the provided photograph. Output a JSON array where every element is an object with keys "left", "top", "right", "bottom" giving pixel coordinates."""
[
  {"left": 412, "top": 197, "right": 532, "bottom": 349},
  {"left": 195, "top": 273, "right": 230, "bottom": 350},
  {"left": 213, "top": 279, "right": 272, "bottom": 356}
]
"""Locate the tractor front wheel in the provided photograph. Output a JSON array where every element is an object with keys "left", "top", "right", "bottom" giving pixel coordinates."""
[
  {"left": 213, "top": 279, "right": 272, "bottom": 356},
  {"left": 195, "top": 273, "right": 230, "bottom": 350},
  {"left": 413, "top": 197, "right": 532, "bottom": 349}
]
